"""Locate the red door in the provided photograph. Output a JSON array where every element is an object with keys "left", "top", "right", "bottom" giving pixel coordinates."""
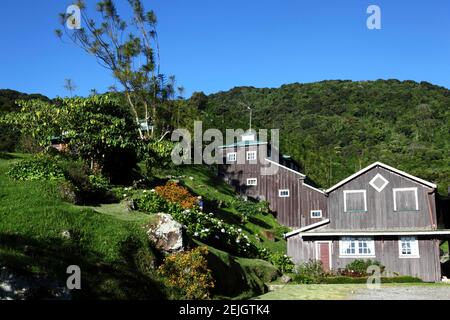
[{"left": 318, "top": 242, "right": 331, "bottom": 271}]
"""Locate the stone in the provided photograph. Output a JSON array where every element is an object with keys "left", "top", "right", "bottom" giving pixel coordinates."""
[
  {"left": 145, "top": 213, "right": 186, "bottom": 253},
  {"left": 280, "top": 274, "right": 292, "bottom": 283},
  {"left": 124, "top": 199, "right": 137, "bottom": 212},
  {"left": 61, "top": 230, "right": 71, "bottom": 240}
]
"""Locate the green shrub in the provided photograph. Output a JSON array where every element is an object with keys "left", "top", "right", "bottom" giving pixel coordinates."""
[
  {"left": 266, "top": 252, "right": 294, "bottom": 273},
  {"left": 230, "top": 199, "right": 270, "bottom": 223},
  {"left": 7, "top": 155, "right": 64, "bottom": 181},
  {"left": 343, "top": 259, "right": 385, "bottom": 276},
  {"left": 292, "top": 260, "right": 325, "bottom": 284},
  {"left": 136, "top": 191, "right": 169, "bottom": 213}
]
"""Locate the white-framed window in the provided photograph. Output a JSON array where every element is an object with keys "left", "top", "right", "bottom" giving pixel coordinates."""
[
  {"left": 246, "top": 151, "right": 257, "bottom": 161},
  {"left": 311, "top": 210, "right": 322, "bottom": 218},
  {"left": 246, "top": 178, "right": 257, "bottom": 186},
  {"left": 279, "top": 189, "right": 290, "bottom": 197},
  {"left": 339, "top": 237, "right": 375, "bottom": 257},
  {"left": 369, "top": 173, "right": 389, "bottom": 192},
  {"left": 399, "top": 237, "right": 420, "bottom": 258},
  {"left": 343, "top": 190, "right": 367, "bottom": 212},
  {"left": 227, "top": 152, "right": 237, "bottom": 162},
  {"left": 393, "top": 188, "right": 419, "bottom": 211}
]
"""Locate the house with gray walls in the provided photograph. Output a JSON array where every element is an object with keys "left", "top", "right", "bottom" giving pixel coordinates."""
[{"left": 218, "top": 131, "right": 450, "bottom": 281}]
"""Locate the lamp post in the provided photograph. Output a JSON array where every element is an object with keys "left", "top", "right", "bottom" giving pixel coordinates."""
[{"left": 247, "top": 106, "right": 252, "bottom": 131}]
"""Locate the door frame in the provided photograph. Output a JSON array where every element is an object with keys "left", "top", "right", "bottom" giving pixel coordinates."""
[{"left": 315, "top": 241, "right": 332, "bottom": 270}]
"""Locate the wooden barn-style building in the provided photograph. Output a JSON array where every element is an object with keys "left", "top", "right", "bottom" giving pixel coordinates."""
[{"left": 218, "top": 131, "right": 450, "bottom": 281}]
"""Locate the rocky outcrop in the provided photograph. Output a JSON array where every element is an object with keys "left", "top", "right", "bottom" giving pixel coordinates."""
[{"left": 145, "top": 213, "right": 186, "bottom": 253}]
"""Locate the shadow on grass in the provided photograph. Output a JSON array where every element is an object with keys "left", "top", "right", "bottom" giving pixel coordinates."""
[
  {"left": 0, "top": 233, "right": 172, "bottom": 300},
  {"left": 0, "top": 152, "right": 20, "bottom": 160}
]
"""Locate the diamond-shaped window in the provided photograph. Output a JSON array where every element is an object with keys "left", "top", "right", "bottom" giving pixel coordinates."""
[{"left": 369, "top": 173, "right": 389, "bottom": 192}]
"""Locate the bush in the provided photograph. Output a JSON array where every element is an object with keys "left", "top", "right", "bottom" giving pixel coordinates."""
[
  {"left": 155, "top": 181, "right": 197, "bottom": 209},
  {"left": 58, "top": 158, "right": 116, "bottom": 204},
  {"left": 231, "top": 199, "right": 270, "bottom": 223},
  {"left": 136, "top": 191, "right": 169, "bottom": 213},
  {"left": 292, "top": 260, "right": 325, "bottom": 284},
  {"left": 343, "top": 259, "right": 385, "bottom": 276},
  {"left": 145, "top": 140, "right": 181, "bottom": 178},
  {"left": 157, "top": 246, "right": 215, "bottom": 300},
  {"left": 7, "top": 155, "right": 64, "bottom": 181},
  {"left": 258, "top": 251, "right": 294, "bottom": 273}
]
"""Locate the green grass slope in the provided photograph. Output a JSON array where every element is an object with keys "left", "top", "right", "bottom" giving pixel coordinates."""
[{"left": 0, "top": 154, "right": 286, "bottom": 299}]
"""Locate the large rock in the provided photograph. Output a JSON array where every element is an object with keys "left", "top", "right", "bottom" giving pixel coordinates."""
[{"left": 145, "top": 213, "right": 186, "bottom": 253}]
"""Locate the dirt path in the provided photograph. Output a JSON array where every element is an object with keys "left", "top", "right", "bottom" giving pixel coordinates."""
[{"left": 351, "top": 285, "right": 450, "bottom": 300}]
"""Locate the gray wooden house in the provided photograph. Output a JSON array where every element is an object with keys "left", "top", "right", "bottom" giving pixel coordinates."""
[
  {"left": 286, "top": 162, "right": 450, "bottom": 282},
  {"left": 217, "top": 131, "right": 327, "bottom": 228},
  {"left": 218, "top": 131, "right": 450, "bottom": 281}
]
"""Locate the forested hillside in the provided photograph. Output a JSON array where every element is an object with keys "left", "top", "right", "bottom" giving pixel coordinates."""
[{"left": 199, "top": 80, "right": 450, "bottom": 195}]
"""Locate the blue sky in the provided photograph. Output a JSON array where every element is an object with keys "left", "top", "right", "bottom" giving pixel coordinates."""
[{"left": 1, "top": 0, "right": 450, "bottom": 98}]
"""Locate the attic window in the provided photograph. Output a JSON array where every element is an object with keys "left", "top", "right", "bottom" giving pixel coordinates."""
[
  {"left": 393, "top": 188, "right": 419, "bottom": 211},
  {"left": 343, "top": 190, "right": 367, "bottom": 212},
  {"left": 246, "top": 178, "right": 257, "bottom": 186},
  {"left": 369, "top": 173, "right": 389, "bottom": 192},
  {"left": 279, "top": 189, "right": 290, "bottom": 197}
]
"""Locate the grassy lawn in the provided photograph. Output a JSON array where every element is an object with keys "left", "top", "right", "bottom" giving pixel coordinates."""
[{"left": 254, "top": 283, "right": 450, "bottom": 300}]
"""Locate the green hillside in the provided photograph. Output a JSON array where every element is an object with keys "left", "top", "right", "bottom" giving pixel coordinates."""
[
  {"left": 0, "top": 153, "right": 282, "bottom": 299},
  {"left": 199, "top": 80, "right": 450, "bottom": 194}
]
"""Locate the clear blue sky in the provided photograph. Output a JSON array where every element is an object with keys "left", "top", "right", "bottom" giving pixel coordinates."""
[{"left": 1, "top": 0, "right": 450, "bottom": 98}]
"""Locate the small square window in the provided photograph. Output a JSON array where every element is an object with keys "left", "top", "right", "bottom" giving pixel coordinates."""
[
  {"left": 279, "top": 189, "right": 290, "bottom": 197},
  {"left": 311, "top": 210, "right": 322, "bottom": 218},
  {"left": 227, "top": 152, "right": 237, "bottom": 162},
  {"left": 246, "top": 151, "right": 257, "bottom": 161},
  {"left": 246, "top": 178, "right": 257, "bottom": 186},
  {"left": 399, "top": 237, "right": 419, "bottom": 258}
]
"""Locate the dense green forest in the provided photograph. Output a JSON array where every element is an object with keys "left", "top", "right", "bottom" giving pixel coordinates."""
[
  {"left": 197, "top": 80, "right": 450, "bottom": 195},
  {"left": 1, "top": 79, "right": 449, "bottom": 195}
]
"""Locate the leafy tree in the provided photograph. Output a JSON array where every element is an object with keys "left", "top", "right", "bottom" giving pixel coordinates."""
[
  {"left": 3, "top": 95, "right": 138, "bottom": 180},
  {"left": 56, "top": 0, "right": 174, "bottom": 139}
]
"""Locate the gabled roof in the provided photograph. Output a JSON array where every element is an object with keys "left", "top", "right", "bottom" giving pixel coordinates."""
[
  {"left": 284, "top": 219, "right": 330, "bottom": 238},
  {"left": 325, "top": 161, "right": 437, "bottom": 193},
  {"left": 264, "top": 158, "right": 306, "bottom": 177}
]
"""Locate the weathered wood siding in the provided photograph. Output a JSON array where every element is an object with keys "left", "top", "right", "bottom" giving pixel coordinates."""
[
  {"left": 218, "top": 145, "right": 327, "bottom": 228},
  {"left": 327, "top": 166, "right": 437, "bottom": 230},
  {"left": 287, "top": 236, "right": 441, "bottom": 282}
]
